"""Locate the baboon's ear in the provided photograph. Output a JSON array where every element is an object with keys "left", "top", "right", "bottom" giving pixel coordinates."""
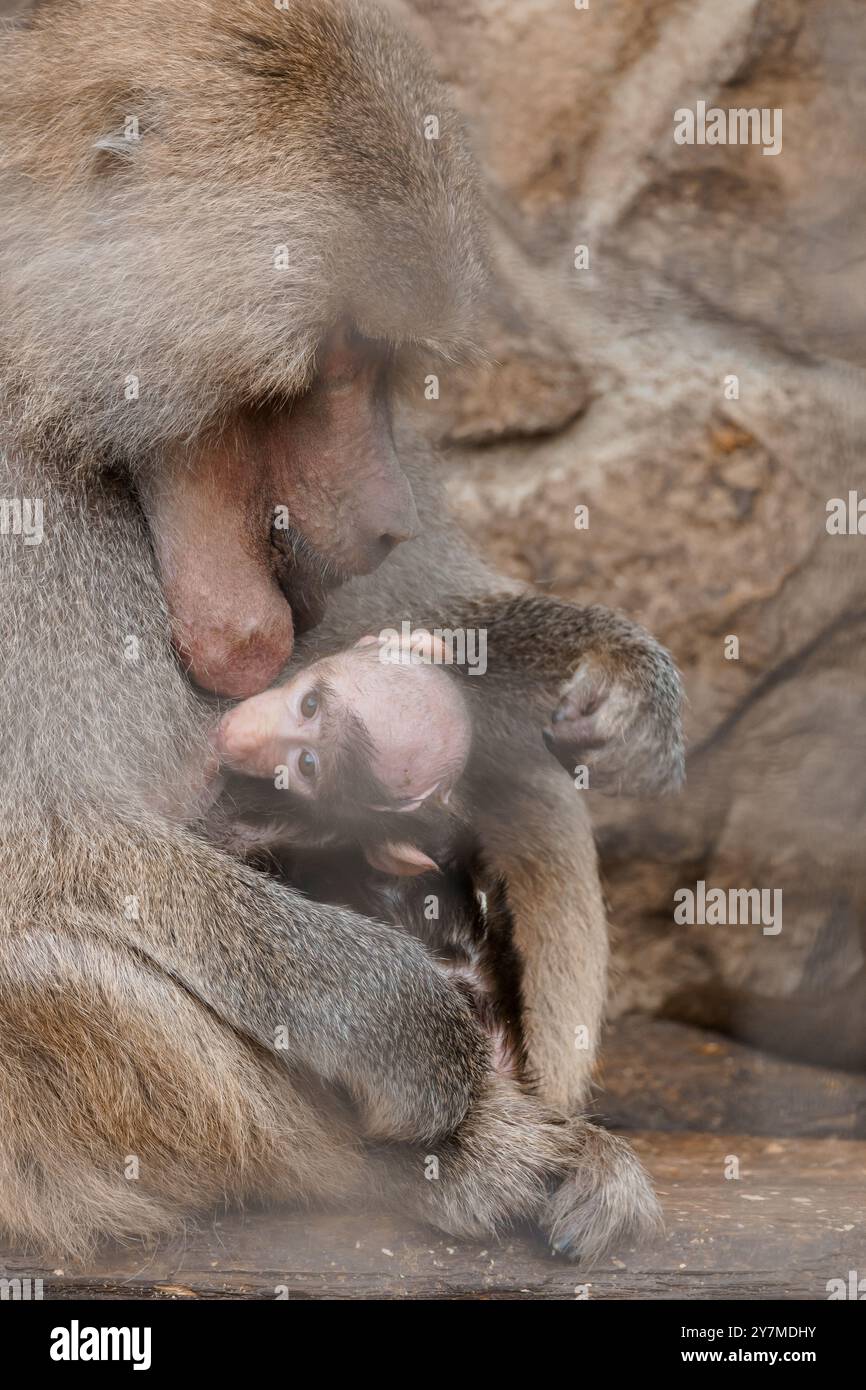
[
  {"left": 364, "top": 842, "right": 440, "bottom": 878},
  {"left": 386, "top": 629, "right": 449, "bottom": 666},
  {"left": 414, "top": 631, "right": 450, "bottom": 664}
]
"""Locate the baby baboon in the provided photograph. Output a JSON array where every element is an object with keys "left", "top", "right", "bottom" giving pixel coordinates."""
[
  {"left": 210, "top": 631, "right": 535, "bottom": 1087},
  {"left": 211, "top": 630, "right": 519, "bottom": 1074},
  {"left": 209, "top": 613, "right": 680, "bottom": 1195},
  {"left": 211, "top": 616, "right": 680, "bottom": 940},
  {"left": 0, "top": 0, "right": 680, "bottom": 1260},
  {"left": 213, "top": 629, "right": 474, "bottom": 861}
]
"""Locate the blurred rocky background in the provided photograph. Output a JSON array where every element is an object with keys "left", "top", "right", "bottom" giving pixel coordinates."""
[{"left": 391, "top": 0, "right": 866, "bottom": 1065}]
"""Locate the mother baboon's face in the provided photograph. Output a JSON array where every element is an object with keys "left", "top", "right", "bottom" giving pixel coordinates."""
[
  {"left": 139, "top": 323, "right": 421, "bottom": 697},
  {"left": 0, "top": 0, "right": 487, "bottom": 695}
]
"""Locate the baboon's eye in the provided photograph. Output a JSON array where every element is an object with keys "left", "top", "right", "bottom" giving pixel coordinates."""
[
  {"left": 301, "top": 690, "right": 319, "bottom": 719},
  {"left": 299, "top": 749, "right": 318, "bottom": 781}
]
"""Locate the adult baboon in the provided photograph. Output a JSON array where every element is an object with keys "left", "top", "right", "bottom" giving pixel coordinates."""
[{"left": 0, "top": 0, "right": 677, "bottom": 1259}]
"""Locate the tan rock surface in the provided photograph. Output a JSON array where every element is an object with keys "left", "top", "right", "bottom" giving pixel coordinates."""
[{"left": 397, "top": 0, "right": 866, "bottom": 1035}]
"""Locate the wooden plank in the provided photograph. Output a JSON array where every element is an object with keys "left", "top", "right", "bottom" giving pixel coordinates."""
[
  {"left": 1, "top": 1132, "right": 863, "bottom": 1300},
  {"left": 599, "top": 1017, "right": 866, "bottom": 1138}
]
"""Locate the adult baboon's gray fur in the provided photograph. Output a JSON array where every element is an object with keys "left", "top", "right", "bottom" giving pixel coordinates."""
[{"left": 0, "top": 0, "right": 672, "bottom": 1260}]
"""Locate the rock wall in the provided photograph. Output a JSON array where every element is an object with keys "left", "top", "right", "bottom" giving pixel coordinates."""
[{"left": 396, "top": 0, "right": 866, "bottom": 1038}]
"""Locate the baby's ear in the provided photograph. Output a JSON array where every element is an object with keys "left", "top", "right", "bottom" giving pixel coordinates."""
[
  {"left": 354, "top": 634, "right": 380, "bottom": 649},
  {"left": 365, "top": 841, "right": 440, "bottom": 877},
  {"left": 406, "top": 629, "right": 449, "bottom": 664}
]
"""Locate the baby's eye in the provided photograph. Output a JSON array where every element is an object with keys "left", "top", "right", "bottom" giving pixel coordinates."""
[
  {"left": 301, "top": 690, "right": 319, "bottom": 719},
  {"left": 298, "top": 749, "right": 318, "bottom": 781}
]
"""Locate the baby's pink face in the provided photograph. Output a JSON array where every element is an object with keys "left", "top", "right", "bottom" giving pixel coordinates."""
[{"left": 214, "top": 639, "right": 472, "bottom": 810}]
